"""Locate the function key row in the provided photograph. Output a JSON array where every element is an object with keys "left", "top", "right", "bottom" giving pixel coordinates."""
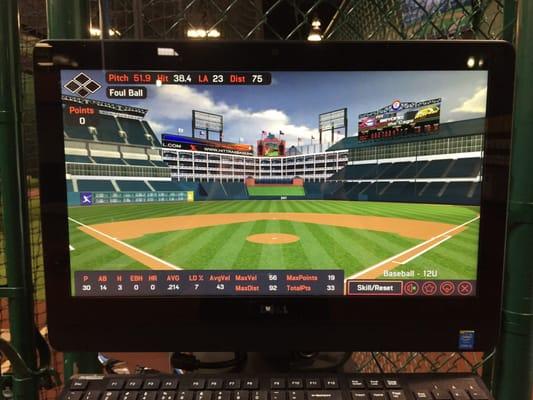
[
  {"left": 67, "top": 390, "right": 345, "bottom": 400},
  {"left": 73, "top": 377, "right": 402, "bottom": 392},
  {"left": 270, "top": 378, "right": 339, "bottom": 389},
  {"left": 191, "top": 379, "right": 259, "bottom": 390}
]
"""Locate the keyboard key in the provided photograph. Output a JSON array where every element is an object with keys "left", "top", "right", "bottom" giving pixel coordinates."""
[
  {"left": 369, "top": 392, "right": 386, "bottom": 400},
  {"left": 288, "top": 391, "right": 304, "bottom": 400},
  {"left": 414, "top": 391, "right": 431, "bottom": 400},
  {"left": 384, "top": 379, "right": 400, "bottom": 389},
  {"left": 432, "top": 389, "right": 451, "bottom": 400},
  {"left": 144, "top": 379, "right": 161, "bottom": 390},
  {"left": 466, "top": 389, "right": 488, "bottom": 400},
  {"left": 288, "top": 379, "right": 303, "bottom": 389},
  {"left": 366, "top": 380, "right": 382, "bottom": 389},
  {"left": 324, "top": 379, "right": 339, "bottom": 389},
  {"left": 161, "top": 379, "right": 179, "bottom": 390},
  {"left": 450, "top": 390, "right": 469, "bottom": 400},
  {"left": 208, "top": 380, "right": 224, "bottom": 390},
  {"left": 252, "top": 391, "right": 268, "bottom": 400},
  {"left": 349, "top": 380, "right": 365, "bottom": 389},
  {"left": 307, "top": 391, "right": 342, "bottom": 400},
  {"left": 191, "top": 380, "right": 206, "bottom": 390},
  {"left": 351, "top": 391, "right": 369, "bottom": 399},
  {"left": 197, "top": 391, "right": 213, "bottom": 400},
  {"left": 71, "top": 380, "right": 89, "bottom": 390},
  {"left": 271, "top": 379, "right": 286, "bottom": 389},
  {"left": 178, "top": 391, "right": 194, "bottom": 400},
  {"left": 121, "top": 392, "right": 139, "bottom": 400},
  {"left": 66, "top": 392, "right": 84, "bottom": 400},
  {"left": 235, "top": 390, "right": 250, "bottom": 400},
  {"left": 306, "top": 379, "right": 321, "bottom": 389},
  {"left": 126, "top": 380, "right": 143, "bottom": 390},
  {"left": 107, "top": 379, "right": 126, "bottom": 390},
  {"left": 270, "top": 391, "right": 286, "bottom": 400},
  {"left": 226, "top": 379, "right": 241, "bottom": 389},
  {"left": 243, "top": 379, "right": 259, "bottom": 390},
  {"left": 159, "top": 392, "right": 176, "bottom": 400},
  {"left": 139, "top": 391, "right": 158, "bottom": 400},
  {"left": 214, "top": 391, "right": 231, "bottom": 400},
  {"left": 388, "top": 390, "right": 406, "bottom": 400},
  {"left": 82, "top": 391, "right": 102, "bottom": 400},
  {"left": 103, "top": 392, "right": 120, "bottom": 400}
]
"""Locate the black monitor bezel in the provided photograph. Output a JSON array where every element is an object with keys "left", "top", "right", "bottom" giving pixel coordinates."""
[{"left": 34, "top": 40, "right": 514, "bottom": 352}]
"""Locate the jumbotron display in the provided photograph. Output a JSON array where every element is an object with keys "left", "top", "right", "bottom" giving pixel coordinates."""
[{"left": 62, "top": 69, "right": 487, "bottom": 298}]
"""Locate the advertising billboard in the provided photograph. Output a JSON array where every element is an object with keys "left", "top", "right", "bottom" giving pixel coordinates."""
[{"left": 162, "top": 134, "right": 254, "bottom": 156}]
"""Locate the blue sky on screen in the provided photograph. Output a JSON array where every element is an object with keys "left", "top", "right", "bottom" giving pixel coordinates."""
[{"left": 61, "top": 70, "right": 487, "bottom": 147}]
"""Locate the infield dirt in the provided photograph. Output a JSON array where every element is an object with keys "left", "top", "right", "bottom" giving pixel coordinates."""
[{"left": 79, "top": 212, "right": 456, "bottom": 241}]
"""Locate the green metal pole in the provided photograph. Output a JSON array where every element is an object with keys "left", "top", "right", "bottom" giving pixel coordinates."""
[
  {"left": 0, "top": 0, "right": 39, "bottom": 399},
  {"left": 47, "top": 0, "right": 91, "bottom": 39},
  {"left": 502, "top": 0, "right": 517, "bottom": 43},
  {"left": 46, "top": 0, "right": 102, "bottom": 378},
  {"left": 494, "top": 1, "right": 533, "bottom": 399}
]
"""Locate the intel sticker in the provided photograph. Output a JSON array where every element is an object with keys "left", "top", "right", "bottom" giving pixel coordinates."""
[{"left": 458, "top": 330, "right": 475, "bottom": 350}]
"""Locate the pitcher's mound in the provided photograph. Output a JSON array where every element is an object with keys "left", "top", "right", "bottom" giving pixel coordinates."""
[{"left": 247, "top": 233, "right": 300, "bottom": 245}]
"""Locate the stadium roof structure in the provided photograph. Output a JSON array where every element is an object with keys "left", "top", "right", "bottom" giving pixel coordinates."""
[{"left": 327, "top": 117, "right": 485, "bottom": 151}]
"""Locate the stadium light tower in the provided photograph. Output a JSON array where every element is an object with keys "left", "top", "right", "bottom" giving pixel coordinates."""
[{"left": 307, "top": 17, "right": 322, "bottom": 41}]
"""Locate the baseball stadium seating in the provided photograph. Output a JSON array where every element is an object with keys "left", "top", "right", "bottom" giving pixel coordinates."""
[
  {"left": 417, "top": 159, "right": 453, "bottom": 178},
  {"left": 65, "top": 124, "right": 94, "bottom": 140},
  {"left": 446, "top": 157, "right": 482, "bottom": 177},
  {"left": 118, "top": 117, "right": 155, "bottom": 146},
  {"left": 149, "top": 181, "right": 183, "bottom": 191},
  {"left": 377, "top": 162, "right": 411, "bottom": 179},
  {"left": 303, "top": 182, "right": 323, "bottom": 199},
  {"left": 200, "top": 182, "right": 228, "bottom": 200},
  {"left": 116, "top": 180, "right": 151, "bottom": 192},
  {"left": 65, "top": 154, "right": 93, "bottom": 163},
  {"left": 223, "top": 183, "right": 249, "bottom": 200},
  {"left": 331, "top": 157, "right": 481, "bottom": 182},
  {"left": 397, "top": 162, "right": 426, "bottom": 178},
  {"left": 77, "top": 179, "right": 115, "bottom": 192},
  {"left": 96, "top": 115, "right": 124, "bottom": 143},
  {"left": 123, "top": 159, "right": 154, "bottom": 166},
  {"left": 92, "top": 156, "right": 125, "bottom": 165}
]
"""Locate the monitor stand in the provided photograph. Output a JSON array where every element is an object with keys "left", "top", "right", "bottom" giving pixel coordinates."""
[{"left": 183, "top": 352, "right": 355, "bottom": 374}]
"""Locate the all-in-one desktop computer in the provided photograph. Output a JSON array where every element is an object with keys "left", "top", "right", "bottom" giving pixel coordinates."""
[{"left": 33, "top": 40, "right": 514, "bottom": 400}]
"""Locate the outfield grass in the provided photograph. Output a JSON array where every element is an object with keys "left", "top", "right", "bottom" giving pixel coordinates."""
[
  {"left": 68, "top": 200, "right": 479, "bottom": 280},
  {"left": 247, "top": 186, "right": 306, "bottom": 196}
]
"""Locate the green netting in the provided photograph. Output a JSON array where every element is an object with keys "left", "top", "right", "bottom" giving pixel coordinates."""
[{"left": 0, "top": 0, "right": 514, "bottom": 397}]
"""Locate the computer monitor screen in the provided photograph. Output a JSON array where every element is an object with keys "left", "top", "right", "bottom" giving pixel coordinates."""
[{"left": 62, "top": 69, "right": 487, "bottom": 299}]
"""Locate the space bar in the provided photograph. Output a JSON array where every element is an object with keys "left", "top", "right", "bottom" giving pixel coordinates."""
[{"left": 306, "top": 391, "right": 343, "bottom": 400}]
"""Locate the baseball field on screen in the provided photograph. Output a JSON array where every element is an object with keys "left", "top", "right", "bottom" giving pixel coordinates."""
[{"left": 67, "top": 200, "right": 479, "bottom": 281}]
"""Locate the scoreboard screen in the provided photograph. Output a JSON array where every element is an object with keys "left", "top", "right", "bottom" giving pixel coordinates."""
[{"left": 358, "top": 98, "right": 442, "bottom": 141}]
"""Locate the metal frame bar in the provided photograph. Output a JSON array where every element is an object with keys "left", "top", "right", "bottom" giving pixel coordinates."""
[
  {"left": 494, "top": 1, "right": 533, "bottom": 399},
  {"left": 0, "top": 0, "right": 39, "bottom": 398},
  {"left": 46, "top": 0, "right": 102, "bottom": 381}
]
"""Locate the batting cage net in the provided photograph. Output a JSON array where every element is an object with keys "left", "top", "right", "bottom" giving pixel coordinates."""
[{"left": 0, "top": 0, "right": 515, "bottom": 398}]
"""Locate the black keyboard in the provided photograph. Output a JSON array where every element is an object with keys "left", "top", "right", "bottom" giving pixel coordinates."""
[{"left": 62, "top": 373, "right": 492, "bottom": 400}]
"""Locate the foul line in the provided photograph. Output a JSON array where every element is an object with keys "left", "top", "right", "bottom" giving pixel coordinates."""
[
  {"left": 347, "top": 215, "right": 480, "bottom": 280},
  {"left": 68, "top": 217, "right": 181, "bottom": 270}
]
